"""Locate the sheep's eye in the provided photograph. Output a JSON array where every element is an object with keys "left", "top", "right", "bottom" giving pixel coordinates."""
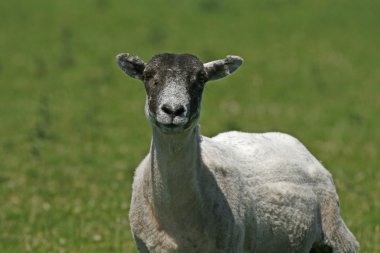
[
  {"left": 197, "top": 73, "right": 207, "bottom": 84},
  {"left": 152, "top": 79, "right": 159, "bottom": 86},
  {"left": 143, "top": 71, "right": 155, "bottom": 81}
]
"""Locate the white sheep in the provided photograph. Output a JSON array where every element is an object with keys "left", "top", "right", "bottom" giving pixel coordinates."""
[{"left": 116, "top": 52, "right": 359, "bottom": 253}]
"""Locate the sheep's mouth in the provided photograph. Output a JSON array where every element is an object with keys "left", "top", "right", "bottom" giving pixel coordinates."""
[
  {"left": 148, "top": 111, "right": 199, "bottom": 134},
  {"left": 163, "top": 123, "right": 178, "bottom": 128},
  {"left": 152, "top": 118, "right": 195, "bottom": 134},
  {"left": 156, "top": 121, "right": 189, "bottom": 134}
]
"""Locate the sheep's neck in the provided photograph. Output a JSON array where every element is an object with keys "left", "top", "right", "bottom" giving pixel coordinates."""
[{"left": 150, "top": 125, "right": 203, "bottom": 231}]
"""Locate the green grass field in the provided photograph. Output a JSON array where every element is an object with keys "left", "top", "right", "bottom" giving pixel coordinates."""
[{"left": 1, "top": 0, "right": 379, "bottom": 252}]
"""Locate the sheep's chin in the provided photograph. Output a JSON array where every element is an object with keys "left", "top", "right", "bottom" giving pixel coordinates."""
[{"left": 156, "top": 123, "right": 187, "bottom": 134}]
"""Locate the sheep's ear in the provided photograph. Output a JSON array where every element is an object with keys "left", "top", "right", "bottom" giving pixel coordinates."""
[
  {"left": 204, "top": 55, "right": 243, "bottom": 81},
  {"left": 116, "top": 53, "right": 146, "bottom": 80}
]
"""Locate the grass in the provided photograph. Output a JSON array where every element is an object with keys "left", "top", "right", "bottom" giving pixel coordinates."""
[{"left": 0, "top": 0, "right": 379, "bottom": 252}]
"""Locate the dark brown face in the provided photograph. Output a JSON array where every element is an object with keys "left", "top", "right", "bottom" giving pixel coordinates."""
[
  {"left": 142, "top": 54, "right": 207, "bottom": 133},
  {"left": 117, "top": 52, "right": 243, "bottom": 134}
]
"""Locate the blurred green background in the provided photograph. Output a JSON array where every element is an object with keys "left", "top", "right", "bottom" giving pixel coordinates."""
[{"left": 0, "top": 0, "right": 379, "bottom": 252}]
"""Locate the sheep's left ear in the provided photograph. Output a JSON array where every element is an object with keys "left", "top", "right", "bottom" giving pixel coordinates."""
[
  {"left": 204, "top": 55, "right": 243, "bottom": 81},
  {"left": 116, "top": 53, "right": 146, "bottom": 80}
]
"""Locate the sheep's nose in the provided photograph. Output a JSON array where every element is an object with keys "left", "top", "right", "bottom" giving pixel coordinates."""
[{"left": 161, "top": 104, "right": 186, "bottom": 117}]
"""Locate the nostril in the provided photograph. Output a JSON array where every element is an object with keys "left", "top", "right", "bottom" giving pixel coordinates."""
[
  {"left": 174, "top": 106, "right": 185, "bottom": 116},
  {"left": 161, "top": 104, "right": 174, "bottom": 115},
  {"left": 161, "top": 104, "right": 186, "bottom": 117}
]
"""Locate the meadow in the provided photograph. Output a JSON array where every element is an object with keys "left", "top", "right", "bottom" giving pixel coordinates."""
[{"left": 0, "top": 0, "right": 379, "bottom": 252}]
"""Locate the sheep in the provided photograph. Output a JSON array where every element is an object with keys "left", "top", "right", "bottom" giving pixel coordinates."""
[{"left": 116, "top": 52, "right": 359, "bottom": 253}]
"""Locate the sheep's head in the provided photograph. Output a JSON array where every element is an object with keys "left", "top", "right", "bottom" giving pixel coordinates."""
[{"left": 117, "top": 53, "right": 243, "bottom": 134}]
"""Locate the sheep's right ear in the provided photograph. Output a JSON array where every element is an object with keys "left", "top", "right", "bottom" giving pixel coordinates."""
[{"left": 116, "top": 53, "right": 146, "bottom": 80}]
